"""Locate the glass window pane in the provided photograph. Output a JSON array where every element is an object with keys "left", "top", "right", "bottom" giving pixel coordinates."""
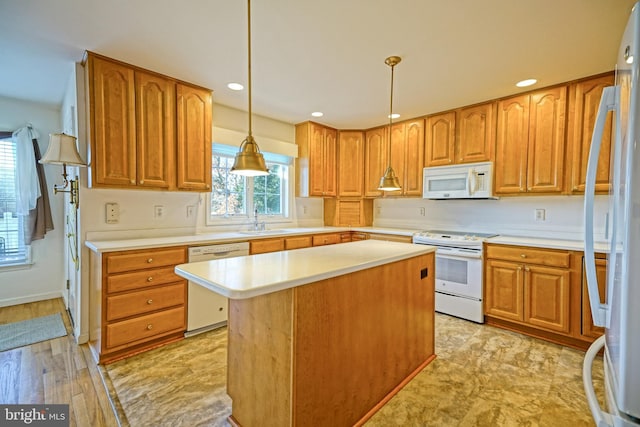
[
  {"left": 210, "top": 155, "right": 246, "bottom": 217},
  {"left": 0, "top": 137, "right": 28, "bottom": 266}
]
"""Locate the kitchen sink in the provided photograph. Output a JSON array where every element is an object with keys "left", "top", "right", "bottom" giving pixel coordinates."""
[{"left": 237, "top": 229, "right": 295, "bottom": 235}]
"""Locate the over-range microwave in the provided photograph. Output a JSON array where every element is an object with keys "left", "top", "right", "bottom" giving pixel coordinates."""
[{"left": 422, "top": 161, "right": 495, "bottom": 199}]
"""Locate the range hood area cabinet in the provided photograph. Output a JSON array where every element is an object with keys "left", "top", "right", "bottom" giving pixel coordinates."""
[
  {"left": 85, "top": 52, "right": 212, "bottom": 191},
  {"left": 425, "top": 101, "right": 496, "bottom": 167},
  {"left": 295, "top": 121, "right": 337, "bottom": 197}
]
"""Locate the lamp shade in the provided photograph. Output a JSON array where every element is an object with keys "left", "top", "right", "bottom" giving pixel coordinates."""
[
  {"left": 377, "top": 165, "right": 402, "bottom": 191},
  {"left": 39, "top": 133, "right": 86, "bottom": 166},
  {"left": 230, "top": 136, "right": 269, "bottom": 176}
]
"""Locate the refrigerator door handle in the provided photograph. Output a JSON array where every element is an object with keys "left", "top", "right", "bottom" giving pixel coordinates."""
[
  {"left": 584, "top": 85, "right": 618, "bottom": 328},
  {"left": 583, "top": 336, "right": 614, "bottom": 427}
]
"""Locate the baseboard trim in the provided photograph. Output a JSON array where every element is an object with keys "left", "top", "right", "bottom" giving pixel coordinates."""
[{"left": 0, "top": 292, "right": 64, "bottom": 308}]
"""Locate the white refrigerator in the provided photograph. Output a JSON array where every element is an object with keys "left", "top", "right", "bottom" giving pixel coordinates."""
[{"left": 583, "top": 2, "right": 640, "bottom": 426}]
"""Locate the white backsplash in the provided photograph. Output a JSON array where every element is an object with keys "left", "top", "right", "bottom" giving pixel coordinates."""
[{"left": 373, "top": 195, "right": 609, "bottom": 241}]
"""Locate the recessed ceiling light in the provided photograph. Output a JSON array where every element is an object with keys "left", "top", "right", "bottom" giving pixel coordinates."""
[
  {"left": 516, "top": 78, "right": 537, "bottom": 88},
  {"left": 388, "top": 113, "right": 400, "bottom": 119},
  {"left": 227, "top": 82, "right": 244, "bottom": 91},
  {"left": 311, "top": 112, "right": 324, "bottom": 117}
]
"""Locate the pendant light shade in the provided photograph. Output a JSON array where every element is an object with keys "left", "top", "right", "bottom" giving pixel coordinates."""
[
  {"left": 377, "top": 56, "right": 402, "bottom": 192},
  {"left": 230, "top": 0, "right": 269, "bottom": 176}
]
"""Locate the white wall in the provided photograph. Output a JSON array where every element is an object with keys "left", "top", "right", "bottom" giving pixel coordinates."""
[
  {"left": 0, "top": 96, "right": 66, "bottom": 306},
  {"left": 373, "top": 195, "right": 609, "bottom": 241}
]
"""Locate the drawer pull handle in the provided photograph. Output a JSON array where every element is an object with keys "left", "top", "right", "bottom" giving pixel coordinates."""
[
  {"left": 147, "top": 258, "right": 153, "bottom": 263},
  {"left": 147, "top": 299, "right": 153, "bottom": 305},
  {"left": 147, "top": 276, "right": 153, "bottom": 282},
  {"left": 520, "top": 254, "right": 526, "bottom": 258},
  {"left": 146, "top": 324, "right": 153, "bottom": 330}
]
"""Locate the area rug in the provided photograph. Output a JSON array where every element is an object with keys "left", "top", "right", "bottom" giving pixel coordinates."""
[{"left": 0, "top": 313, "right": 67, "bottom": 352}]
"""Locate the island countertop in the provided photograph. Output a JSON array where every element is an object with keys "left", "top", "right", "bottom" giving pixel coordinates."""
[{"left": 175, "top": 239, "right": 436, "bottom": 299}]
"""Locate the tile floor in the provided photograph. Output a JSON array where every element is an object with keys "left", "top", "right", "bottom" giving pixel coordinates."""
[{"left": 102, "top": 314, "right": 604, "bottom": 426}]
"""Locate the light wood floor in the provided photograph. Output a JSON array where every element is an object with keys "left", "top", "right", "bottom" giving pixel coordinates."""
[{"left": 0, "top": 298, "right": 119, "bottom": 427}]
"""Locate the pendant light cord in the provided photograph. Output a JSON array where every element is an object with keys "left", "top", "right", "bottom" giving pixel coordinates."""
[
  {"left": 247, "top": 0, "right": 253, "bottom": 139},
  {"left": 387, "top": 61, "right": 394, "bottom": 167}
]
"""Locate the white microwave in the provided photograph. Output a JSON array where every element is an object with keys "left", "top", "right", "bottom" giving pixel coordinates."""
[{"left": 422, "top": 161, "right": 494, "bottom": 199}]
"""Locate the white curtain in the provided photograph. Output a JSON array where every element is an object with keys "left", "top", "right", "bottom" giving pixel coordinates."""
[{"left": 13, "top": 125, "right": 41, "bottom": 215}]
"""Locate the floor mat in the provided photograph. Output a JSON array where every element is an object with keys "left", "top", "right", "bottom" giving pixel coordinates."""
[{"left": 0, "top": 313, "right": 67, "bottom": 352}]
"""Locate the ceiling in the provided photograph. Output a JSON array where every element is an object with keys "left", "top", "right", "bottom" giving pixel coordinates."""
[{"left": 0, "top": 0, "right": 636, "bottom": 129}]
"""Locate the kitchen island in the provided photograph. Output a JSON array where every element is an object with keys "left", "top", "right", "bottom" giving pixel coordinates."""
[{"left": 175, "top": 240, "right": 436, "bottom": 427}]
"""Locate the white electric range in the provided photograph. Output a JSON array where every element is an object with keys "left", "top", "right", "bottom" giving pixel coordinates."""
[{"left": 413, "top": 230, "right": 498, "bottom": 323}]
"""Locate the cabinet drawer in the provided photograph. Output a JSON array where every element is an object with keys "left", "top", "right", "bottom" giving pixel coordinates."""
[
  {"left": 106, "top": 282, "right": 186, "bottom": 321},
  {"left": 106, "top": 266, "right": 183, "bottom": 293},
  {"left": 312, "top": 233, "right": 341, "bottom": 246},
  {"left": 250, "top": 238, "right": 285, "bottom": 254},
  {"left": 105, "top": 306, "right": 185, "bottom": 349},
  {"left": 486, "top": 245, "right": 570, "bottom": 268},
  {"left": 285, "top": 235, "right": 312, "bottom": 250},
  {"left": 106, "top": 247, "right": 186, "bottom": 273}
]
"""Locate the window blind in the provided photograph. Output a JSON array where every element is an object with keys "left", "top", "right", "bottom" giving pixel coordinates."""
[{"left": 0, "top": 136, "right": 29, "bottom": 266}]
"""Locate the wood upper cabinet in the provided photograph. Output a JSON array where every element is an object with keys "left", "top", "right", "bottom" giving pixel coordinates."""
[
  {"left": 485, "top": 244, "right": 571, "bottom": 334},
  {"left": 295, "top": 122, "right": 337, "bottom": 197},
  {"left": 176, "top": 84, "right": 212, "bottom": 191},
  {"left": 495, "top": 86, "right": 567, "bottom": 195},
  {"left": 86, "top": 52, "right": 212, "bottom": 191},
  {"left": 456, "top": 102, "right": 496, "bottom": 164},
  {"left": 425, "top": 112, "right": 455, "bottom": 166},
  {"left": 364, "top": 120, "right": 424, "bottom": 197},
  {"left": 337, "top": 131, "right": 364, "bottom": 197},
  {"left": 567, "top": 73, "right": 615, "bottom": 194},
  {"left": 90, "top": 55, "right": 137, "bottom": 186},
  {"left": 425, "top": 102, "right": 495, "bottom": 167},
  {"left": 364, "top": 126, "right": 387, "bottom": 197},
  {"left": 135, "top": 71, "right": 175, "bottom": 189}
]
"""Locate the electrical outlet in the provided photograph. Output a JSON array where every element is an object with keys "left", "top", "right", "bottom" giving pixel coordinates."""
[
  {"left": 420, "top": 207, "right": 426, "bottom": 216},
  {"left": 154, "top": 205, "right": 164, "bottom": 219},
  {"left": 105, "top": 202, "right": 119, "bottom": 224},
  {"left": 186, "top": 205, "right": 195, "bottom": 218},
  {"left": 303, "top": 205, "right": 308, "bottom": 214},
  {"left": 535, "top": 208, "right": 546, "bottom": 221}
]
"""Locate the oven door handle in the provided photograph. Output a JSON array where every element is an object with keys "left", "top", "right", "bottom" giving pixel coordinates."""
[{"left": 435, "top": 248, "right": 482, "bottom": 260}]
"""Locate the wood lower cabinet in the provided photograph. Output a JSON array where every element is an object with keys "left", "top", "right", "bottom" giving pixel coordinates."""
[
  {"left": 312, "top": 233, "right": 342, "bottom": 246},
  {"left": 250, "top": 238, "right": 285, "bottom": 254},
  {"left": 284, "top": 235, "right": 313, "bottom": 251},
  {"left": 485, "top": 244, "right": 609, "bottom": 349},
  {"left": 581, "top": 254, "right": 608, "bottom": 338},
  {"left": 86, "top": 52, "right": 212, "bottom": 191},
  {"left": 90, "top": 246, "right": 187, "bottom": 364},
  {"left": 485, "top": 244, "right": 578, "bottom": 343}
]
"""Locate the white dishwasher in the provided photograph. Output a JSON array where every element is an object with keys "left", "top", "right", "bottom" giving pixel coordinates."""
[{"left": 186, "top": 242, "right": 250, "bottom": 337}]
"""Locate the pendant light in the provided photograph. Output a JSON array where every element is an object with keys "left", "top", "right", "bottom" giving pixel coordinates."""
[
  {"left": 230, "top": 0, "right": 269, "bottom": 176},
  {"left": 377, "top": 56, "right": 402, "bottom": 192}
]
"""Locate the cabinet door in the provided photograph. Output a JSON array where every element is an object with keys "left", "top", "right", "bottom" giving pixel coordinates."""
[
  {"left": 425, "top": 112, "right": 455, "bottom": 167},
  {"left": 457, "top": 102, "right": 495, "bottom": 164},
  {"left": 90, "top": 55, "right": 137, "bottom": 187},
  {"left": 337, "top": 131, "right": 364, "bottom": 197},
  {"left": 524, "top": 264, "right": 570, "bottom": 333},
  {"left": 176, "top": 84, "right": 212, "bottom": 191},
  {"left": 390, "top": 123, "right": 406, "bottom": 193},
  {"left": 136, "top": 71, "right": 174, "bottom": 189},
  {"left": 527, "top": 87, "right": 567, "bottom": 193},
  {"left": 485, "top": 259, "right": 524, "bottom": 321},
  {"left": 404, "top": 119, "right": 425, "bottom": 196},
  {"left": 323, "top": 128, "right": 337, "bottom": 197},
  {"left": 250, "top": 238, "right": 285, "bottom": 254},
  {"left": 495, "top": 95, "right": 529, "bottom": 194},
  {"left": 308, "top": 123, "right": 326, "bottom": 196},
  {"left": 364, "top": 127, "right": 387, "bottom": 197},
  {"left": 567, "top": 74, "right": 615, "bottom": 194},
  {"left": 582, "top": 257, "right": 607, "bottom": 338}
]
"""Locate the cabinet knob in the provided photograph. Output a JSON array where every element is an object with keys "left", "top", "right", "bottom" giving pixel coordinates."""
[
  {"left": 520, "top": 254, "right": 526, "bottom": 258},
  {"left": 525, "top": 267, "right": 530, "bottom": 272},
  {"left": 573, "top": 186, "right": 578, "bottom": 191},
  {"left": 528, "top": 187, "right": 532, "bottom": 191},
  {"left": 140, "top": 180, "right": 144, "bottom": 184},
  {"left": 517, "top": 267, "right": 522, "bottom": 271},
  {"left": 146, "top": 324, "right": 153, "bottom": 330},
  {"left": 131, "top": 179, "right": 135, "bottom": 184},
  {"left": 147, "top": 276, "right": 153, "bottom": 282},
  {"left": 218, "top": 307, "right": 224, "bottom": 312},
  {"left": 147, "top": 299, "right": 153, "bottom": 305},
  {"left": 147, "top": 258, "right": 153, "bottom": 263}
]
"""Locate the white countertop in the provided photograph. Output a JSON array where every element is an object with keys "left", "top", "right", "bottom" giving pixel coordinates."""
[
  {"left": 174, "top": 240, "right": 435, "bottom": 299},
  {"left": 84, "top": 226, "right": 419, "bottom": 253},
  {"left": 487, "top": 235, "right": 609, "bottom": 253}
]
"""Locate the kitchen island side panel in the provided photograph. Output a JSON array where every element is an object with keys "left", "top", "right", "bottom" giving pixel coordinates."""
[{"left": 226, "top": 252, "right": 435, "bottom": 427}]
